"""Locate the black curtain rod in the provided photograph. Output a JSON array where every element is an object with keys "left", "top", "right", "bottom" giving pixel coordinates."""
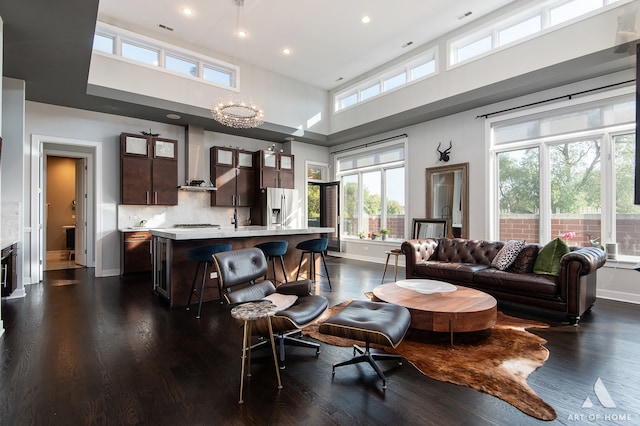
[
  {"left": 330, "top": 133, "right": 408, "bottom": 155},
  {"left": 476, "top": 79, "right": 635, "bottom": 119}
]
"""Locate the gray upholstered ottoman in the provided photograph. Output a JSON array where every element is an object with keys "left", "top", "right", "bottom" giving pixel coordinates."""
[{"left": 319, "top": 300, "right": 411, "bottom": 388}]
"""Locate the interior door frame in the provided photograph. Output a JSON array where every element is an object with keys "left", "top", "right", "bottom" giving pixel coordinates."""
[
  {"left": 31, "top": 135, "right": 102, "bottom": 282},
  {"left": 42, "top": 150, "right": 92, "bottom": 271}
]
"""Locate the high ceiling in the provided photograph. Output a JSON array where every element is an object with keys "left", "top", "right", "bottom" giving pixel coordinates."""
[
  {"left": 96, "top": 0, "right": 515, "bottom": 90},
  {"left": 1, "top": 1, "right": 634, "bottom": 146}
]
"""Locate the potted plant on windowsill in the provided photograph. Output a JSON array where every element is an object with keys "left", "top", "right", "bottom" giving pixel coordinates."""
[
  {"left": 370, "top": 232, "right": 378, "bottom": 240},
  {"left": 380, "top": 229, "right": 389, "bottom": 241},
  {"left": 358, "top": 231, "right": 365, "bottom": 239}
]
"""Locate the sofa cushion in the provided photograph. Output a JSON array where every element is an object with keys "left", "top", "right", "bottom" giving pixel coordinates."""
[
  {"left": 491, "top": 240, "right": 526, "bottom": 270},
  {"left": 414, "top": 261, "right": 489, "bottom": 283},
  {"left": 533, "top": 238, "right": 569, "bottom": 276},
  {"left": 434, "top": 238, "right": 503, "bottom": 265},
  {"left": 473, "top": 269, "right": 558, "bottom": 297},
  {"left": 509, "top": 244, "right": 539, "bottom": 274}
]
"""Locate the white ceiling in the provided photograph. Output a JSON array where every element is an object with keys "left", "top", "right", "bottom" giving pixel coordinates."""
[{"left": 97, "top": 0, "right": 515, "bottom": 90}]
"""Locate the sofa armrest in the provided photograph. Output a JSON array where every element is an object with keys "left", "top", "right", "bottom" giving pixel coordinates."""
[
  {"left": 401, "top": 239, "right": 439, "bottom": 278},
  {"left": 276, "top": 279, "right": 312, "bottom": 297},
  {"left": 558, "top": 247, "right": 606, "bottom": 319},
  {"left": 561, "top": 247, "right": 607, "bottom": 274}
]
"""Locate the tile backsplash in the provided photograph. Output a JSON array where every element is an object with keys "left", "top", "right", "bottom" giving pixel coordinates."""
[{"left": 117, "top": 191, "right": 251, "bottom": 229}]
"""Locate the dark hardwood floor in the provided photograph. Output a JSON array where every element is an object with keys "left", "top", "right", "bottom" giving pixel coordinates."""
[{"left": 1, "top": 257, "right": 639, "bottom": 425}]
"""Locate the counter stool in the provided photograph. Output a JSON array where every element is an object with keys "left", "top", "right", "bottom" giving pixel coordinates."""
[
  {"left": 295, "top": 237, "right": 331, "bottom": 290},
  {"left": 319, "top": 300, "right": 411, "bottom": 389},
  {"left": 186, "top": 243, "right": 232, "bottom": 318},
  {"left": 381, "top": 248, "right": 403, "bottom": 283},
  {"left": 255, "top": 241, "right": 289, "bottom": 284}
]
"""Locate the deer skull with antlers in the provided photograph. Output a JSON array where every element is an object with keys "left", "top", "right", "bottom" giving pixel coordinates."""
[{"left": 437, "top": 141, "right": 452, "bottom": 162}]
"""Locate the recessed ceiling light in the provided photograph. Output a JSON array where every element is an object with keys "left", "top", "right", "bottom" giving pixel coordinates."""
[
  {"left": 182, "top": 7, "right": 193, "bottom": 16},
  {"left": 237, "top": 30, "right": 248, "bottom": 38},
  {"left": 281, "top": 47, "right": 292, "bottom": 55},
  {"left": 166, "top": 113, "right": 181, "bottom": 120},
  {"left": 361, "top": 16, "right": 371, "bottom": 24}
]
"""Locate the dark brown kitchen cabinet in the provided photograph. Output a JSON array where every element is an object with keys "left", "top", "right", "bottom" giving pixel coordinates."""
[
  {"left": 210, "top": 146, "right": 255, "bottom": 207},
  {"left": 1, "top": 243, "right": 17, "bottom": 297},
  {"left": 121, "top": 133, "right": 178, "bottom": 205},
  {"left": 256, "top": 150, "right": 294, "bottom": 189},
  {"left": 121, "top": 231, "right": 152, "bottom": 276}
]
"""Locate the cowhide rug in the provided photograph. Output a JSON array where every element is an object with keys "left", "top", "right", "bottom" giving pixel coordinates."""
[{"left": 303, "top": 300, "right": 556, "bottom": 421}]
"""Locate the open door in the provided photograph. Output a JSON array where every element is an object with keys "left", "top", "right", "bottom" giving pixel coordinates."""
[
  {"left": 309, "top": 182, "right": 340, "bottom": 252},
  {"left": 74, "top": 158, "right": 87, "bottom": 266}
]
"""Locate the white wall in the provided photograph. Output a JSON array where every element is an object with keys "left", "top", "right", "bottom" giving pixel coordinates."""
[
  {"left": 1, "top": 78, "right": 25, "bottom": 296},
  {"left": 330, "top": 69, "right": 639, "bottom": 303},
  {"left": 329, "top": 1, "right": 635, "bottom": 134},
  {"left": 88, "top": 53, "right": 329, "bottom": 136},
  {"left": 19, "top": 102, "right": 332, "bottom": 277},
  {"left": 25, "top": 102, "right": 185, "bottom": 276}
]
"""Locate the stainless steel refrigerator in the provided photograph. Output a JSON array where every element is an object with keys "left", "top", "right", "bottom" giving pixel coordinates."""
[{"left": 255, "top": 187, "right": 302, "bottom": 228}]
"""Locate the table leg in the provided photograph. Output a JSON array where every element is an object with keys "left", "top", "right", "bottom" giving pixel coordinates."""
[
  {"left": 266, "top": 318, "right": 283, "bottom": 390},
  {"left": 449, "top": 318, "right": 454, "bottom": 348},
  {"left": 239, "top": 320, "right": 250, "bottom": 403},
  {"left": 393, "top": 254, "right": 399, "bottom": 281},
  {"left": 381, "top": 254, "right": 391, "bottom": 283}
]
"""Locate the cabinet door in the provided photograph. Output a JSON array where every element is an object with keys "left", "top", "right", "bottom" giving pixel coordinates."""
[
  {"left": 152, "top": 158, "right": 178, "bottom": 205},
  {"left": 122, "top": 156, "right": 152, "bottom": 204},
  {"left": 214, "top": 165, "right": 236, "bottom": 206},
  {"left": 237, "top": 150, "right": 253, "bottom": 168},
  {"left": 279, "top": 154, "right": 293, "bottom": 170},
  {"left": 123, "top": 232, "right": 152, "bottom": 275},
  {"left": 122, "top": 134, "right": 149, "bottom": 157},
  {"left": 236, "top": 168, "right": 255, "bottom": 207},
  {"left": 263, "top": 151, "right": 277, "bottom": 168},
  {"left": 214, "top": 146, "right": 235, "bottom": 166},
  {"left": 153, "top": 138, "right": 177, "bottom": 159},
  {"left": 278, "top": 170, "right": 295, "bottom": 189}
]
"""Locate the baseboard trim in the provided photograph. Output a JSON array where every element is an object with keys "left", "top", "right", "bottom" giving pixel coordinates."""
[{"left": 597, "top": 289, "right": 640, "bottom": 305}]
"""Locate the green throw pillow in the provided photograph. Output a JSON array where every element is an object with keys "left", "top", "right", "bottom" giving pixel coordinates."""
[{"left": 533, "top": 238, "right": 569, "bottom": 276}]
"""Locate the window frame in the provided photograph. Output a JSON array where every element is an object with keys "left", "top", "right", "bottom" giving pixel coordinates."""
[
  {"left": 448, "top": 0, "right": 627, "bottom": 69},
  {"left": 333, "top": 48, "right": 438, "bottom": 113},
  {"left": 93, "top": 22, "right": 239, "bottom": 91},
  {"left": 335, "top": 139, "right": 407, "bottom": 239},
  {"left": 488, "top": 87, "right": 638, "bottom": 261}
]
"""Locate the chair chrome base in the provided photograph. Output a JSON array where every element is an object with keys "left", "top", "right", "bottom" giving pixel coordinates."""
[
  {"left": 332, "top": 342, "right": 403, "bottom": 389},
  {"left": 251, "top": 330, "right": 320, "bottom": 369}
]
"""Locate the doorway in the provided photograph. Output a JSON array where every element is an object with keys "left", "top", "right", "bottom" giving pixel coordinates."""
[
  {"left": 308, "top": 181, "right": 340, "bottom": 252},
  {"left": 44, "top": 155, "right": 87, "bottom": 271}
]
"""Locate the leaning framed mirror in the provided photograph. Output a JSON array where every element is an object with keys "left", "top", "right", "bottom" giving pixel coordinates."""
[{"left": 426, "top": 162, "right": 469, "bottom": 239}]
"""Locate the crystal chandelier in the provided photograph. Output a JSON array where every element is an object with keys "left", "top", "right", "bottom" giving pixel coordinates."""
[
  {"left": 211, "top": 0, "right": 265, "bottom": 129},
  {"left": 211, "top": 94, "right": 264, "bottom": 129}
]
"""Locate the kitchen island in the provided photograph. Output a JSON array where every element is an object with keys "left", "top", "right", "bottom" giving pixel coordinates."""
[{"left": 149, "top": 226, "right": 335, "bottom": 308}]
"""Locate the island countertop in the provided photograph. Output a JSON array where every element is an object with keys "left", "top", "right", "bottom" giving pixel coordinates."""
[
  {"left": 148, "top": 226, "right": 335, "bottom": 307},
  {"left": 148, "top": 226, "right": 335, "bottom": 240}
]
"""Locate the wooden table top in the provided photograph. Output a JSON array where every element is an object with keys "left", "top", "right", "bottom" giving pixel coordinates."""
[{"left": 372, "top": 280, "right": 497, "bottom": 332}]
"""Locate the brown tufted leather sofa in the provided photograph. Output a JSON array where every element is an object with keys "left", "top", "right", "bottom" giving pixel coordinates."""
[{"left": 401, "top": 238, "right": 607, "bottom": 324}]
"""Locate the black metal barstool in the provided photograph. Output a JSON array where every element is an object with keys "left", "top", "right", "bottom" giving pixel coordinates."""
[
  {"left": 295, "top": 237, "right": 331, "bottom": 290},
  {"left": 255, "top": 240, "right": 289, "bottom": 284},
  {"left": 186, "top": 243, "right": 232, "bottom": 318}
]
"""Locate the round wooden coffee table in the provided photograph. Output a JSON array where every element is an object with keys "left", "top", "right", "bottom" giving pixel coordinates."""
[{"left": 372, "top": 280, "right": 497, "bottom": 345}]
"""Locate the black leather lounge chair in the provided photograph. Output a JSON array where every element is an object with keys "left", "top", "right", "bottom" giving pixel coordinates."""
[{"left": 212, "top": 247, "right": 329, "bottom": 368}]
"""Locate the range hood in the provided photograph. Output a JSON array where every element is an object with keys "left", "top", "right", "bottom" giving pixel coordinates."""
[{"left": 178, "top": 125, "right": 216, "bottom": 191}]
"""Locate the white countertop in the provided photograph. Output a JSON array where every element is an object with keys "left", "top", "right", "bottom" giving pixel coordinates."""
[
  {"left": 141, "top": 226, "right": 334, "bottom": 240},
  {"left": 1, "top": 239, "right": 19, "bottom": 251}
]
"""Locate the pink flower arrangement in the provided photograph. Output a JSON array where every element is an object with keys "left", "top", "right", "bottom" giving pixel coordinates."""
[{"left": 561, "top": 232, "right": 576, "bottom": 241}]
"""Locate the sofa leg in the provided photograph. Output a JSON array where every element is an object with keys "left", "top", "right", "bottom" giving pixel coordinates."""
[{"left": 569, "top": 315, "right": 580, "bottom": 326}]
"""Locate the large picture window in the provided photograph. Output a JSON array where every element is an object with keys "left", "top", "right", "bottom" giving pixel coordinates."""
[
  {"left": 491, "top": 91, "right": 640, "bottom": 259},
  {"left": 336, "top": 139, "right": 406, "bottom": 239}
]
